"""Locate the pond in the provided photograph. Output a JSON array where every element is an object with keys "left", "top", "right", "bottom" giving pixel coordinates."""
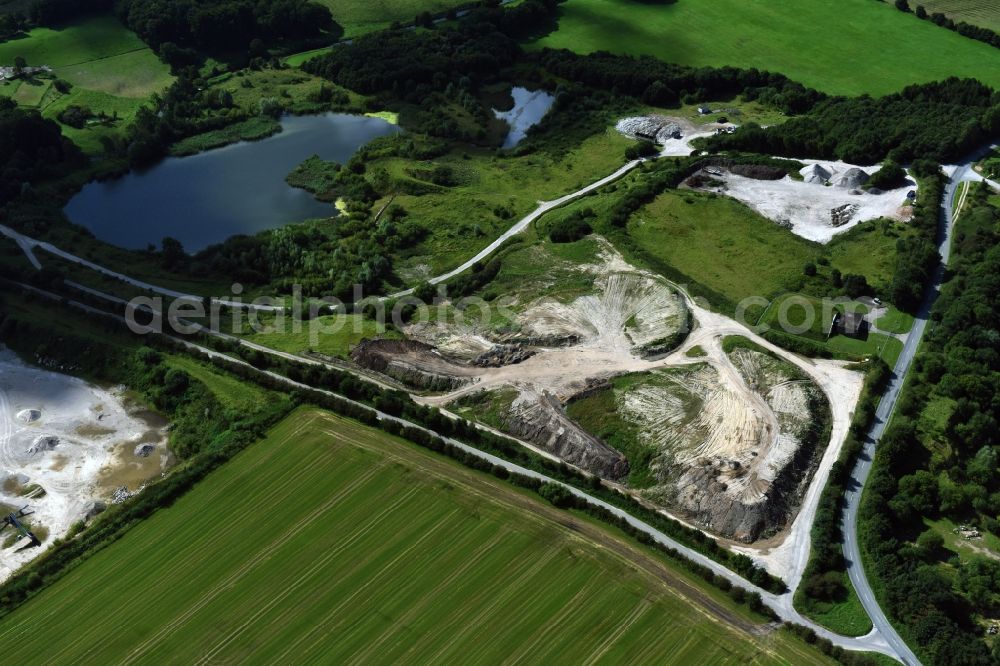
[
  {"left": 64, "top": 113, "right": 400, "bottom": 253},
  {"left": 494, "top": 87, "right": 555, "bottom": 149}
]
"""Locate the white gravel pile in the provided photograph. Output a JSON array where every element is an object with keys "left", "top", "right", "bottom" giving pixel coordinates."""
[{"left": 699, "top": 161, "right": 915, "bottom": 242}]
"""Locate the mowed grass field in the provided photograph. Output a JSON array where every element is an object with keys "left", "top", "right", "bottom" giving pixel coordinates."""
[
  {"left": 0, "top": 16, "right": 173, "bottom": 153},
  {"left": 918, "top": 0, "right": 1000, "bottom": 32},
  {"left": 531, "top": 0, "right": 1000, "bottom": 95},
  {"left": 0, "top": 408, "right": 834, "bottom": 664}
]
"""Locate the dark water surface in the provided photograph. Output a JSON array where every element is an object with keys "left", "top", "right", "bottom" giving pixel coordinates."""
[{"left": 65, "top": 113, "right": 399, "bottom": 252}]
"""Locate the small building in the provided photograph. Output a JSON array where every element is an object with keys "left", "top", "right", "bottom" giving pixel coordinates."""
[
  {"left": 697, "top": 106, "right": 711, "bottom": 115},
  {"left": 830, "top": 312, "right": 869, "bottom": 340}
]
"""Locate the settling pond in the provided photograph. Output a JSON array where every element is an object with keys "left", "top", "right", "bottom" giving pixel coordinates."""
[
  {"left": 494, "top": 87, "right": 555, "bottom": 149},
  {"left": 64, "top": 113, "right": 399, "bottom": 253}
]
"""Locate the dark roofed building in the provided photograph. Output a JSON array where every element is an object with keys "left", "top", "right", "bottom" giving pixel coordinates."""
[{"left": 831, "top": 312, "right": 869, "bottom": 340}]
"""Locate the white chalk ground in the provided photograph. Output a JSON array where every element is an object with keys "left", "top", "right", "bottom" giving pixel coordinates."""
[
  {"left": 416, "top": 241, "right": 864, "bottom": 581},
  {"left": 700, "top": 161, "right": 916, "bottom": 243},
  {"left": 0, "top": 349, "right": 170, "bottom": 582},
  {"left": 615, "top": 115, "right": 719, "bottom": 157}
]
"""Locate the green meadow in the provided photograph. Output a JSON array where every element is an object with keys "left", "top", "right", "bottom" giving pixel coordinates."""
[
  {"left": 531, "top": 0, "right": 1000, "bottom": 95},
  {"left": 0, "top": 16, "right": 173, "bottom": 153}
]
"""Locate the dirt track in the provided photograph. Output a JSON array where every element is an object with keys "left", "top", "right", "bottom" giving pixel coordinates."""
[{"left": 413, "top": 241, "right": 862, "bottom": 560}]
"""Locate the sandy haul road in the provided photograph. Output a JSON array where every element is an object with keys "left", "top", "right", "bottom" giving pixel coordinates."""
[
  {"left": 415, "top": 242, "right": 863, "bottom": 557},
  {"left": 0, "top": 350, "right": 170, "bottom": 582}
]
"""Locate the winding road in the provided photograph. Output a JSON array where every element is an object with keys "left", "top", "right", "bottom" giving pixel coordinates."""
[
  {"left": 840, "top": 156, "right": 992, "bottom": 666},
  {"left": 6, "top": 145, "right": 998, "bottom": 663},
  {"left": 389, "top": 158, "right": 643, "bottom": 297}
]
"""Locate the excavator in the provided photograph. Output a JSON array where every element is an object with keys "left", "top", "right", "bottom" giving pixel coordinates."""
[{"left": 1, "top": 506, "right": 41, "bottom": 547}]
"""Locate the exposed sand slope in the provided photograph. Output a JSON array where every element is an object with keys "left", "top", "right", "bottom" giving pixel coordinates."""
[{"left": 410, "top": 241, "right": 862, "bottom": 550}]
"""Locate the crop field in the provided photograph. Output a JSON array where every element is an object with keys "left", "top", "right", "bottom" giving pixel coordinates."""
[
  {"left": 918, "top": 0, "right": 1000, "bottom": 32},
  {"left": 0, "top": 16, "right": 173, "bottom": 153},
  {"left": 0, "top": 408, "right": 833, "bottom": 664},
  {"left": 314, "top": 0, "right": 469, "bottom": 37},
  {"left": 531, "top": 0, "right": 1000, "bottom": 95}
]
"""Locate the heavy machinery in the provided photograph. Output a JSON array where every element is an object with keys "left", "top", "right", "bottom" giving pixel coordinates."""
[{"left": 1, "top": 506, "right": 41, "bottom": 547}]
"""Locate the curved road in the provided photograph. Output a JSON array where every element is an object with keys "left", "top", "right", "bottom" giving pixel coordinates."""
[
  {"left": 389, "top": 158, "right": 643, "bottom": 297},
  {"left": 15, "top": 279, "right": 898, "bottom": 658},
  {"left": 10, "top": 148, "right": 996, "bottom": 663},
  {"left": 840, "top": 157, "right": 987, "bottom": 666}
]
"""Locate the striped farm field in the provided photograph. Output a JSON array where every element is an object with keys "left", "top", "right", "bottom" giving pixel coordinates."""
[
  {"left": 918, "top": 0, "right": 1000, "bottom": 32},
  {"left": 0, "top": 408, "right": 832, "bottom": 664}
]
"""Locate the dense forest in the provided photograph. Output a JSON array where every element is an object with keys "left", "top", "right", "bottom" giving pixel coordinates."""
[
  {"left": 0, "top": 98, "right": 82, "bottom": 205},
  {"left": 24, "top": 0, "right": 339, "bottom": 53},
  {"left": 703, "top": 78, "right": 1000, "bottom": 164},
  {"left": 860, "top": 183, "right": 1000, "bottom": 664},
  {"left": 302, "top": 9, "right": 525, "bottom": 99},
  {"left": 531, "top": 49, "right": 824, "bottom": 115}
]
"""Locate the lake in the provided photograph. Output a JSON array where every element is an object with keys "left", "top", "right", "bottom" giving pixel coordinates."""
[
  {"left": 494, "top": 87, "right": 555, "bottom": 149},
  {"left": 64, "top": 113, "right": 400, "bottom": 253}
]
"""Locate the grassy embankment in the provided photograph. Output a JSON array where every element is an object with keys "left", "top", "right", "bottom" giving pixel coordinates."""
[
  {"left": 530, "top": 0, "right": 1000, "bottom": 96},
  {"left": 0, "top": 407, "right": 836, "bottom": 665},
  {"left": 0, "top": 16, "right": 173, "bottom": 153},
  {"left": 622, "top": 189, "right": 910, "bottom": 329}
]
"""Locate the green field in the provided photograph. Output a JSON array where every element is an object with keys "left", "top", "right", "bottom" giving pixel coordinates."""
[
  {"left": 759, "top": 293, "right": 904, "bottom": 365},
  {"left": 382, "top": 128, "right": 633, "bottom": 280},
  {"left": 623, "top": 191, "right": 908, "bottom": 323},
  {"left": 163, "top": 355, "right": 277, "bottom": 411},
  {"left": 627, "top": 190, "right": 817, "bottom": 309},
  {"left": 0, "top": 16, "right": 170, "bottom": 97},
  {"left": 0, "top": 408, "right": 833, "bottom": 664},
  {"left": 797, "top": 581, "right": 874, "bottom": 638},
  {"left": 245, "top": 313, "right": 396, "bottom": 359},
  {"left": 0, "top": 16, "right": 173, "bottom": 152},
  {"left": 532, "top": 0, "right": 1000, "bottom": 95},
  {"left": 918, "top": 0, "right": 1000, "bottom": 32}
]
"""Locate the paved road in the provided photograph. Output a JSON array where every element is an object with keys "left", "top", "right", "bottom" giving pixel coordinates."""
[
  {"left": 0, "top": 224, "right": 281, "bottom": 312},
  {"left": 10, "top": 278, "right": 899, "bottom": 658},
  {"left": 840, "top": 158, "right": 984, "bottom": 666}
]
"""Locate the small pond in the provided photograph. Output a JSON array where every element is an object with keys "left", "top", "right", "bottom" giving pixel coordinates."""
[
  {"left": 494, "top": 87, "right": 555, "bottom": 149},
  {"left": 64, "top": 113, "right": 400, "bottom": 253}
]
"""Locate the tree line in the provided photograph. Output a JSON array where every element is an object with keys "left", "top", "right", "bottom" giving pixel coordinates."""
[
  {"left": 892, "top": 0, "right": 1000, "bottom": 54},
  {"left": 859, "top": 182, "right": 1000, "bottom": 664},
  {"left": 702, "top": 78, "right": 1000, "bottom": 164},
  {"left": 0, "top": 98, "right": 82, "bottom": 206}
]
